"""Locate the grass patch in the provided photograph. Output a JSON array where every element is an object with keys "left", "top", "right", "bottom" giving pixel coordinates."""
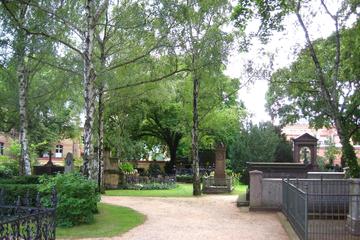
[
  {"left": 105, "top": 183, "right": 247, "bottom": 197},
  {"left": 57, "top": 203, "right": 145, "bottom": 239},
  {"left": 232, "top": 183, "right": 248, "bottom": 195}
]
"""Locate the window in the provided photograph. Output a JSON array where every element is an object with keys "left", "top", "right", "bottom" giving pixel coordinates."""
[
  {"left": 0, "top": 142, "right": 3, "bottom": 155},
  {"left": 55, "top": 145, "right": 63, "bottom": 158}
]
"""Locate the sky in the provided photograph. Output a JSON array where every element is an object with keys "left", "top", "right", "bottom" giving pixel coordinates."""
[{"left": 224, "top": 1, "right": 349, "bottom": 123}]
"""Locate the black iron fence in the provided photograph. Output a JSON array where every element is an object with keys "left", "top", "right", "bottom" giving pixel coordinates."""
[
  {"left": 282, "top": 178, "right": 360, "bottom": 240},
  {"left": 0, "top": 189, "right": 57, "bottom": 240}
]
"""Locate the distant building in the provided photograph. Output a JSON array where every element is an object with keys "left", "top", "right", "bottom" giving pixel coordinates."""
[
  {"left": 0, "top": 131, "right": 82, "bottom": 165},
  {"left": 282, "top": 124, "right": 360, "bottom": 165}
]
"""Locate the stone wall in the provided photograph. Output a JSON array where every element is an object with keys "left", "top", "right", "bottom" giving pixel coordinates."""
[{"left": 249, "top": 170, "right": 351, "bottom": 211}]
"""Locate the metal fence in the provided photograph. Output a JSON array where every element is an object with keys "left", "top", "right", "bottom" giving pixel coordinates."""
[
  {"left": 282, "top": 178, "right": 360, "bottom": 240},
  {"left": 0, "top": 189, "right": 57, "bottom": 240}
]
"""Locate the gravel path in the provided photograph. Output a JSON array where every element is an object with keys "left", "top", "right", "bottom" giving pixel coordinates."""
[{"left": 93, "top": 195, "right": 289, "bottom": 240}]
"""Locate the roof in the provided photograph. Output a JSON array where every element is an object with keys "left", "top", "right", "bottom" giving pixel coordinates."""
[{"left": 293, "top": 133, "right": 318, "bottom": 142}]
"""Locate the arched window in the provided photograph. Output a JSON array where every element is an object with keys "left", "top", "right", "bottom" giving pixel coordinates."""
[
  {"left": 55, "top": 145, "right": 63, "bottom": 158},
  {"left": 0, "top": 142, "right": 4, "bottom": 155}
]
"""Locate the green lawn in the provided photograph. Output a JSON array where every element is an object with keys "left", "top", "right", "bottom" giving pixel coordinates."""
[
  {"left": 57, "top": 203, "right": 145, "bottom": 239},
  {"left": 105, "top": 183, "right": 247, "bottom": 197}
]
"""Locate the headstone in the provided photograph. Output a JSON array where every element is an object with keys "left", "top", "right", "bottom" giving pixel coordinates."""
[
  {"left": 214, "top": 143, "right": 226, "bottom": 185},
  {"left": 64, "top": 152, "right": 74, "bottom": 173}
]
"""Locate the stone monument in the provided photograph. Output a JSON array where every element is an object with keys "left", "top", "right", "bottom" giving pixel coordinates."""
[
  {"left": 202, "top": 143, "right": 232, "bottom": 193},
  {"left": 64, "top": 152, "right": 74, "bottom": 173},
  {"left": 214, "top": 142, "right": 226, "bottom": 185}
]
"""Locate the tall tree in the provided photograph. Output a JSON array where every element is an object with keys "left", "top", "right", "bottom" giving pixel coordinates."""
[
  {"left": 266, "top": 16, "right": 360, "bottom": 176},
  {"left": 159, "top": 0, "right": 233, "bottom": 195},
  {"left": 233, "top": 0, "right": 360, "bottom": 177},
  {"left": 0, "top": 1, "right": 54, "bottom": 175}
]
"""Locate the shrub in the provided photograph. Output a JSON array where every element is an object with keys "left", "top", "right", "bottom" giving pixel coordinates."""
[
  {"left": 0, "top": 183, "right": 39, "bottom": 205},
  {"left": 176, "top": 174, "right": 193, "bottom": 183},
  {"left": 0, "top": 175, "right": 40, "bottom": 184},
  {"left": 147, "top": 162, "right": 162, "bottom": 177},
  {"left": 38, "top": 173, "right": 100, "bottom": 227},
  {"left": 119, "top": 162, "right": 135, "bottom": 174},
  {"left": 0, "top": 156, "right": 19, "bottom": 178}
]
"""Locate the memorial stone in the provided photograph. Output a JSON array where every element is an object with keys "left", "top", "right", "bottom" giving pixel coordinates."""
[{"left": 64, "top": 152, "right": 74, "bottom": 173}]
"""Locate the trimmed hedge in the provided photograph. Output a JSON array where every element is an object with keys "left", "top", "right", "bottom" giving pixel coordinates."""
[
  {"left": 0, "top": 175, "right": 40, "bottom": 184},
  {"left": 0, "top": 183, "right": 39, "bottom": 205},
  {"left": 176, "top": 175, "right": 193, "bottom": 183}
]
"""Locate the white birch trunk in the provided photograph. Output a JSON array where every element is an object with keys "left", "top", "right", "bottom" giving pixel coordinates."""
[
  {"left": 82, "top": 0, "right": 97, "bottom": 179},
  {"left": 18, "top": 62, "right": 31, "bottom": 176}
]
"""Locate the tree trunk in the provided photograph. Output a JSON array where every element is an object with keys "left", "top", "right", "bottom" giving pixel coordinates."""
[
  {"left": 192, "top": 73, "right": 201, "bottom": 196},
  {"left": 18, "top": 60, "right": 31, "bottom": 176},
  {"left": 82, "top": 0, "right": 97, "bottom": 179},
  {"left": 97, "top": 86, "right": 105, "bottom": 191},
  {"left": 334, "top": 120, "right": 360, "bottom": 177},
  {"left": 167, "top": 134, "right": 181, "bottom": 174},
  {"left": 15, "top": 6, "right": 31, "bottom": 176}
]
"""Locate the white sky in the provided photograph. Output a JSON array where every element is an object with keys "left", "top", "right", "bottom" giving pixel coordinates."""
[{"left": 224, "top": 1, "right": 350, "bottom": 123}]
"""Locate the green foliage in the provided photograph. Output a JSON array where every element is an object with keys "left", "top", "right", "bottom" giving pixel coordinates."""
[
  {"left": 324, "top": 138, "right": 340, "bottom": 166},
  {"left": 147, "top": 162, "right": 162, "bottom": 177},
  {"left": 228, "top": 122, "right": 293, "bottom": 180},
  {"left": 0, "top": 175, "right": 39, "bottom": 184},
  {"left": 176, "top": 175, "right": 193, "bottom": 183},
  {"left": 266, "top": 21, "right": 360, "bottom": 176},
  {"left": 38, "top": 173, "right": 100, "bottom": 227},
  {"left": 0, "top": 156, "right": 18, "bottom": 178},
  {"left": 0, "top": 183, "right": 38, "bottom": 205},
  {"left": 274, "top": 138, "right": 293, "bottom": 162},
  {"left": 118, "top": 162, "right": 135, "bottom": 174},
  {"left": 316, "top": 156, "right": 327, "bottom": 172}
]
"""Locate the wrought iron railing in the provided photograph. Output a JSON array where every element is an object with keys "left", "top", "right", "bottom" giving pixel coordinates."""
[
  {"left": 282, "top": 178, "right": 308, "bottom": 240},
  {"left": 0, "top": 189, "right": 57, "bottom": 240},
  {"left": 282, "top": 178, "right": 360, "bottom": 240}
]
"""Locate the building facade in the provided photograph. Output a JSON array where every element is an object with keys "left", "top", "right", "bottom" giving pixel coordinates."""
[
  {"left": 0, "top": 132, "right": 82, "bottom": 165},
  {"left": 282, "top": 124, "right": 360, "bottom": 165}
]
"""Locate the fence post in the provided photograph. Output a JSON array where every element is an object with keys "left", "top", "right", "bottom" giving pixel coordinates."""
[
  {"left": 304, "top": 184, "right": 308, "bottom": 240},
  {"left": 347, "top": 179, "right": 360, "bottom": 235}
]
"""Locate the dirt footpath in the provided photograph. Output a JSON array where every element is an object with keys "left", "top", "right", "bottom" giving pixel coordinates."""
[{"left": 95, "top": 195, "right": 288, "bottom": 240}]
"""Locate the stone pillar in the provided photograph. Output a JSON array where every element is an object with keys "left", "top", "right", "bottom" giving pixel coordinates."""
[
  {"left": 293, "top": 144, "right": 300, "bottom": 163},
  {"left": 250, "top": 170, "right": 263, "bottom": 209},
  {"left": 348, "top": 179, "right": 360, "bottom": 235},
  {"left": 310, "top": 144, "right": 317, "bottom": 165}
]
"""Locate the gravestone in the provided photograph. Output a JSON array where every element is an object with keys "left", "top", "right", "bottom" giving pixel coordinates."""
[
  {"left": 202, "top": 143, "right": 232, "bottom": 193},
  {"left": 214, "top": 143, "right": 226, "bottom": 185},
  {"left": 64, "top": 152, "right": 74, "bottom": 173}
]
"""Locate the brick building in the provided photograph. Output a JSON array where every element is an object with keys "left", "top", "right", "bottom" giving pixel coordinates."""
[
  {"left": 282, "top": 124, "right": 360, "bottom": 165},
  {"left": 0, "top": 132, "right": 82, "bottom": 165}
]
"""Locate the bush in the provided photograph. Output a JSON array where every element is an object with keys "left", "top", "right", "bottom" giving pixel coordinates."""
[
  {"left": 176, "top": 175, "right": 193, "bottom": 183},
  {"left": 0, "top": 183, "right": 39, "bottom": 205},
  {"left": 38, "top": 173, "right": 100, "bottom": 227},
  {"left": 119, "top": 162, "right": 135, "bottom": 174},
  {"left": 147, "top": 162, "right": 162, "bottom": 177},
  {"left": 0, "top": 175, "right": 40, "bottom": 184},
  {"left": 0, "top": 156, "right": 19, "bottom": 178}
]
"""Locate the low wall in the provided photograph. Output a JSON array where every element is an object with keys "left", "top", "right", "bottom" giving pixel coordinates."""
[
  {"left": 307, "top": 171, "right": 345, "bottom": 179},
  {"left": 249, "top": 170, "right": 350, "bottom": 211}
]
